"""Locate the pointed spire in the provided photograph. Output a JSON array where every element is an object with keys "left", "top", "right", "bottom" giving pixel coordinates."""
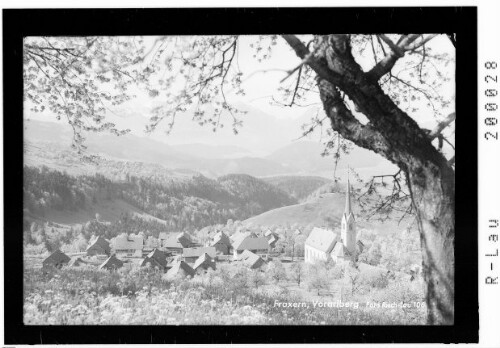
[{"left": 345, "top": 167, "right": 353, "bottom": 215}]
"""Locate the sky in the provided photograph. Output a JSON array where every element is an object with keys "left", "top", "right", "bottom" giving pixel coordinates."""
[{"left": 25, "top": 34, "right": 455, "bottom": 157}]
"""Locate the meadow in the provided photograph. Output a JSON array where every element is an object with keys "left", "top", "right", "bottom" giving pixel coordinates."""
[{"left": 24, "top": 261, "right": 427, "bottom": 325}]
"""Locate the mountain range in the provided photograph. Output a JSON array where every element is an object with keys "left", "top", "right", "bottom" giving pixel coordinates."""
[{"left": 24, "top": 118, "right": 396, "bottom": 179}]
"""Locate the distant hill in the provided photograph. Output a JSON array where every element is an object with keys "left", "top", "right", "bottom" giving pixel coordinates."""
[
  {"left": 266, "top": 140, "right": 388, "bottom": 175},
  {"left": 261, "top": 176, "right": 332, "bottom": 201},
  {"left": 218, "top": 174, "right": 296, "bottom": 213},
  {"left": 24, "top": 119, "right": 396, "bottom": 178},
  {"left": 171, "top": 143, "right": 253, "bottom": 159},
  {"left": 244, "top": 192, "right": 414, "bottom": 236},
  {"left": 23, "top": 166, "right": 297, "bottom": 232}
]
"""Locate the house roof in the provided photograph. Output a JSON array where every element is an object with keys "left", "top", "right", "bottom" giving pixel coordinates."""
[
  {"left": 211, "top": 231, "right": 231, "bottom": 247},
  {"left": 331, "top": 242, "right": 350, "bottom": 257},
  {"left": 43, "top": 250, "right": 71, "bottom": 266},
  {"left": 264, "top": 229, "right": 273, "bottom": 237},
  {"left": 166, "top": 260, "right": 195, "bottom": 278},
  {"left": 267, "top": 235, "right": 278, "bottom": 246},
  {"left": 193, "top": 253, "right": 216, "bottom": 270},
  {"left": 144, "top": 248, "right": 168, "bottom": 268},
  {"left": 99, "top": 254, "right": 124, "bottom": 270},
  {"left": 141, "top": 257, "right": 166, "bottom": 269},
  {"left": 305, "top": 227, "right": 339, "bottom": 253},
  {"left": 230, "top": 231, "right": 250, "bottom": 243},
  {"left": 239, "top": 250, "right": 265, "bottom": 268},
  {"left": 68, "top": 257, "right": 85, "bottom": 267},
  {"left": 158, "top": 232, "right": 171, "bottom": 240},
  {"left": 86, "top": 235, "right": 110, "bottom": 254},
  {"left": 182, "top": 246, "right": 216, "bottom": 258},
  {"left": 113, "top": 233, "right": 143, "bottom": 251},
  {"left": 163, "top": 232, "right": 192, "bottom": 249},
  {"left": 233, "top": 236, "right": 270, "bottom": 251}
]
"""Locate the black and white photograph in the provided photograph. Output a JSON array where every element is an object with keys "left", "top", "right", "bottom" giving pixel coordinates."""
[{"left": 20, "top": 31, "right": 456, "bottom": 327}]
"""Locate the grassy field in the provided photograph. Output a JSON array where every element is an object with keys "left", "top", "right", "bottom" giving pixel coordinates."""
[{"left": 23, "top": 258, "right": 427, "bottom": 325}]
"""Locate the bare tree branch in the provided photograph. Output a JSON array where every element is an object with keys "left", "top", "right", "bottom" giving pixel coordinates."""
[{"left": 429, "top": 112, "right": 456, "bottom": 140}]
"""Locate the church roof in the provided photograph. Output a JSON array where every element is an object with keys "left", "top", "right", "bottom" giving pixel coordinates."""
[
  {"left": 305, "top": 227, "right": 339, "bottom": 253},
  {"left": 344, "top": 174, "right": 354, "bottom": 217},
  {"left": 331, "top": 242, "right": 350, "bottom": 257}
]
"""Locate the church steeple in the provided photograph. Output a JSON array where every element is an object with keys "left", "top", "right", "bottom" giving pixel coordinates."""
[
  {"left": 341, "top": 167, "right": 356, "bottom": 258},
  {"left": 344, "top": 171, "right": 353, "bottom": 216}
]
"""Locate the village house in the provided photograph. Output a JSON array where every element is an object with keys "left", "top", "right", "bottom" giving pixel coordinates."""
[
  {"left": 304, "top": 174, "right": 361, "bottom": 264},
  {"left": 43, "top": 250, "right": 71, "bottom": 269},
  {"left": 113, "top": 233, "right": 143, "bottom": 257},
  {"left": 193, "top": 252, "right": 216, "bottom": 273},
  {"left": 159, "top": 232, "right": 195, "bottom": 254},
  {"left": 210, "top": 231, "right": 232, "bottom": 255},
  {"left": 165, "top": 260, "right": 195, "bottom": 279},
  {"left": 86, "top": 235, "right": 110, "bottom": 256},
  {"left": 99, "top": 254, "right": 124, "bottom": 270},
  {"left": 237, "top": 249, "right": 266, "bottom": 269},
  {"left": 232, "top": 236, "right": 270, "bottom": 259},
  {"left": 265, "top": 231, "right": 279, "bottom": 249},
  {"left": 230, "top": 230, "right": 256, "bottom": 243},
  {"left": 141, "top": 248, "right": 168, "bottom": 270},
  {"left": 182, "top": 246, "right": 217, "bottom": 264},
  {"left": 68, "top": 257, "right": 86, "bottom": 267}
]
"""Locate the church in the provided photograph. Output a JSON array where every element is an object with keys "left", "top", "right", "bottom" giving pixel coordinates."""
[{"left": 304, "top": 174, "right": 362, "bottom": 264}]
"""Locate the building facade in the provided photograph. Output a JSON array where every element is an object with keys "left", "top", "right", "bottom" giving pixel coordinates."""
[{"left": 304, "top": 174, "right": 357, "bottom": 264}]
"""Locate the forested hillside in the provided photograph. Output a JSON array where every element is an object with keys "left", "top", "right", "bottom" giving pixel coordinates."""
[
  {"left": 262, "top": 175, "right": 332, "bottom": 201},
  {"left": 23, "top": 166, "right": 297, "bottom": 232}
]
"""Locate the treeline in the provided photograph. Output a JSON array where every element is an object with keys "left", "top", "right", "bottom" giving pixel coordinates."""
[
  {"left": 262, "top": 176, "right": 332, "bottom": 201},
  {"left": 23, "top": 166, "right": 297, "bottom": 231}
]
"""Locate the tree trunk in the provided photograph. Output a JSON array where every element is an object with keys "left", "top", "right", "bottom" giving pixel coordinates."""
[
  {"left": 406, "top": 161, "right": 455, "bottom": 324},
  {"left": 283, "top": 34, "right": 456, "bottom": 324}
]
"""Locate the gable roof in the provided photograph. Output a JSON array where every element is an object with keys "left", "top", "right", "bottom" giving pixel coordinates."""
[
  {"left": 230, "top": 231, "right": 250, "bottom": 243},
  {"left": 305, "top": 227, "right": 339, "bottom": 253},
  {"left": 113, "top": 233, "right": 143, "bottom": 251},
  {"left": 233, "top": 236, "right": 270, "bottom": 251},
  {"left": 43, "top": 250, "right": 71, "bottom": 266},
  {"left": 68, "top": 257, "right": 86, "bottom": 267},
  {"left": 142, "top": 248, "right": 168, "bottom": 268},
  {"left": 193, "top": 253, "right": 216, "bottom": 271},
  {"left": 163, "top": 232, "right": 193, "bottom": 249},
  {"left": 182, "top": 246, "right": 216, "bottom": 258},
  {"left": 158, "top": 232, "right": 171, "bottom": 240},
  {"left": 211, "top": 231, "right": 231, "bottom": 247},
  {"left": 99, "top": 254, "right": 124, "bottom": 270},
  {"left": 267, "top": 235, "right": 278, "bottom": 247},
  {"left": 239, "top": 250, "right": 265, "bottom": 268},
  {"left": 86, "top": 235, "right": 110, "bottom": 254},
  {"left": 166, "top": 260, "right": 195, "bottom": 278},
  {"left": 331, "top": 242, "right": 350, "bottom": 257}
]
